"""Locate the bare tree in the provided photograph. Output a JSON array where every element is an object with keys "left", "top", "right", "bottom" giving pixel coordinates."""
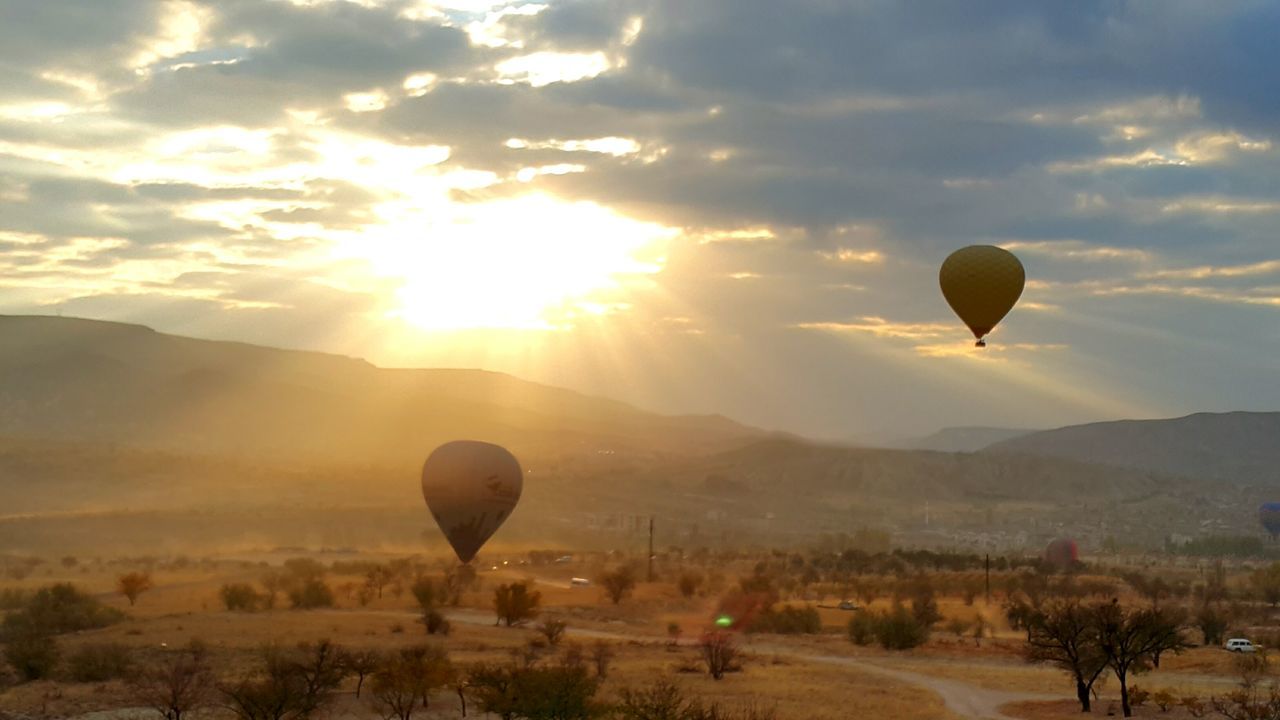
[
  {"left": 1024, "top": 599, "right": 1108, "bottom": 712},
  {"left": 369, "top": 647, "right": 450, "bottom": 720},
  {"left": 537, "top": 619, "right": 567, "bottom": 646},
  {"left": 131, "top": 643, "right": 214, "bottom": 720},
  {"left": 699, "top": 631, "right": 738, "bottom": 681},
  {"left": 341, "top": 649, "right": 381, "bottom": 699},
  {"left": 1095, "top": 601, "right": 1190, "bottom": 717},
  {"left": 117, "top": 572, "right": 154, "bottom": 607},
  {"left": 219, "top": 640, "right": 348, "bottom": 720}
]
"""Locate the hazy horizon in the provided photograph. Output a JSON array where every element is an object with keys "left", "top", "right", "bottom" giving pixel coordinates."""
[{"left": 4, "top": 1, "right": 1280, "bottom": 440}]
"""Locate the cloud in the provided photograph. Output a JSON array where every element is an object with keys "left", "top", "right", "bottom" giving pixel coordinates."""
[{"left": 3, "top": 0, "right": 1280, "bottom": 440}]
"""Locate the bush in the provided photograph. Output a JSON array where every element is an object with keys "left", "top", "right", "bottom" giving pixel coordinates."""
[
  {"left": 4, "top": 632, "right": 59, "bottom": 681},
  {"left": 424, "top": 609, "right": 450, "bottom": 635},
  {"left": 677, "top": 572, "right": 704, "bottom": 598},
  {"left": 599, "top": 566, "right": 638, "bottom": 605},
  {"left": 68, "top": 643, "right": 134, "bottom": 682},
  {"left": 220, "top": 583, "right": 261, "bottom": 612},
  {"left": 1151, "top": 690, "right": 1176, "bottom": 712},
  {"left": 748, "top": 605, "right": 821, "bottom": 635},
  {"left": 1, "top": 583, "right": 125, "bottom": 638},
  {"left": 1129, "top": 685, "right": 1150, "bottom": 708},
  {"left": 847, "top": 610, "right": 876, "bottom": 646},
  {"left": 288, "top": 578, "right": 335, "bottom": 609},
  {"left": 875, "top": 603, "right": 930, "bottom": 650},
  {"left": 538, "top": 619, "right": 567, "bottom": 646}
]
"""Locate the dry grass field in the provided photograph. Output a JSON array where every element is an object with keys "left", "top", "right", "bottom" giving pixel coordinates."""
[{"left": 0, "top": 555, "right": 1262, "bottom": 720}]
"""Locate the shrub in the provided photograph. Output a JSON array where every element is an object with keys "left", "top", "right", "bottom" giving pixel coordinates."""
[
  {"left": 424, "top": 609, "right": 450, "bottom": 636},
  {"left": 1, "top": 583, "right": 125, "bottom": 638},
  {"left": 1181, "top": 695, "right": 1207, "bottom": 718},
  {"left": 749, "top": 605, "right": 821, "bottom": 635},
  {"left": 875, "top": 603, "right": 930, "bottom": 650},
  {"left": 1151, "top": 690, "right": 1175, "bottom": 712},
  {"left": 599, "top": 566, "right": 638, "bottom": 605},
  {"left": 4, "top": 632, "right": 59, "bottom": 681},
  {"left": 677, "top": 572, "right": 704, "bottom": 598},
  {"left": 68, "top": 643, "right": 134, "bottom": 682},
  {"left": 220, "top": 583, "right": 261, "bottom": 612},
  {"left": 847, "top": 610, "right": 876, "bottom": 646},
  {"left": 288, "top": 578, "right": 335, "bottom": 609},
  {"left": 591, "top": 641, "right": 614, "bottom": 679},
  {"left": 1129, "top": 685, "right": 1150, "bottom": 708},
  {"left": 699, "top": 631, "right": 739, "bottom": 680},
  {"left": 538, "top": 619, "right": 567, "bottom": 646}
]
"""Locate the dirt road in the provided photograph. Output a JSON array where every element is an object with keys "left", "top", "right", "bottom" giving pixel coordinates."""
[{"left": 450, "top": 609, "right": 1064, "bottom": 719}]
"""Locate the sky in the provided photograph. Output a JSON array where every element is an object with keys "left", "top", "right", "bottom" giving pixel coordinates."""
[{"left": 2, "top": 0, "right": 1279, "bottom": 442}]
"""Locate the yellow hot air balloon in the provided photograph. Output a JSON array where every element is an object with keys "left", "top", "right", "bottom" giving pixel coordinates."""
[
  {"left": 421, "top": 440, "right": 522, "bottom": 564},
  {"left": 939, "top": 245, "right": 1025, "bottom": 347}
]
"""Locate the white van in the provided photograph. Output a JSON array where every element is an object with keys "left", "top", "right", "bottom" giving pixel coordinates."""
[
  {"left": 570, "top": 577, "right": 591, "bottom": 587},
  {"left": 1225, "top": 638, "right": 1258, "bottom": 653}
]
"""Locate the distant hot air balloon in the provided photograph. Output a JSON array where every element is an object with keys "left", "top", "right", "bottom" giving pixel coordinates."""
[
  {"left": 1260, "top": 503, "right": 1280, "bottom": 539},
  {"left": 1044, "top": 538, "right": 1079, "bottom": 571},
  {"left": 421, "top": 440, "right": 522, "bottom": 564},
  {"left": 939, "top": 245, "right": 1026, "bottom": 347}
]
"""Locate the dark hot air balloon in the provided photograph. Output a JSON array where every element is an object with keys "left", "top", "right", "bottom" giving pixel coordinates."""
[
  {"left": 1261, "top": 503, "right": 1280, "bottom": 539},
  {"left": 939, "top": 245, "right": 1026, "bottom": 347},
  {"left": 1044, "top": 538, "right": 1079, "bottom": 571},
  {"left": 421, "top": 440, "right": 522, "bottom": 564}
]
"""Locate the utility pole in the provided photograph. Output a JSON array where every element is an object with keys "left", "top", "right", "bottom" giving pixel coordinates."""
[
  {"left": 648, "top": 515, "right": 655, "bottom": 582},
  {"left": 984, "top": 553, "right": 991, "bottom": 604}
]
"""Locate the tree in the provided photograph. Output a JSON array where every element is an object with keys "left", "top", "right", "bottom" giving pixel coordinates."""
[
  {"left": 261, "top": 571, "right": 286, "bottom": 610},
  {"left": 699, "top": 631, "right": 738, "bottom": 680},
  {"left": 287, "top": 579, "right": 334, "bottom": 610},
  {"left": 219, "top": 640, "right": 348, "bottom": 720},
  {"left": 117, "top": 572, "right": 154, "bottom": 607},
  {"left": 340, "top": 649, "right": 381, "bottom": 699},
  {"left": 493, "top": 582, "right": 541, "bottom": 627},
  {"left": 1095, "top": 601, "right": 1191, "bottom": 717},
  {"left": 1252, "top": 563, "right": 1280, "bottom": 607},
  {"left": 538, "top": 619, "right": 567, "bottom": 646},
  {"left": 442, "top": 564, "right": 478, "bottom": 606},
  {"left": 131, "top": 642, "right": 214, "bottom": 720},
  {"left": 590, "top": 641, "right": 614, "bottom": 679},
  {"left": 599, "top": 566, "right": 638, "bottom": 605},
  {"left": 874, "top": 602, "right": 930, "bottom": 650},
  {"left": 1024, "top": 599, "right": 1109, "bottom": 712},
  {"left": 365, "top": 565, "right": 393, "bottom": 600},
  {"left": 221, "top": 583, "right": 262, "bottom": 612},
  {"left": 1195, "top": 602, "right": 1229, "bottom": 646},
  {"left": 677, "top": 572, "right": 703, "bottom": 599},
  {"left": 370, "top": 646, "right": 452, "bottom": 720}
]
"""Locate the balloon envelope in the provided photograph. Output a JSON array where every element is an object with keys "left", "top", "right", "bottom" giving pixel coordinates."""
[
  {"left": 421, "top": 440, "right": 522, "bottom": 564},
  {"left": 1261, "top": 503, "right": 1280, "bottom": 538},
  {"left": 1044, "top": 538, "right": 1079, "bottom": 570},
  {"left": 939, "top": 245, "right": 1026, "bottom": 344}
]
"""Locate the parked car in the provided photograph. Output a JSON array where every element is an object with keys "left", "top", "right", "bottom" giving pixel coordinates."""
[
  {"left": 570, "top": 577, "right": 591, "bottom": 587},
  {"left": 837, "top": 600, "right": 859, "bottom": 611},
  {"left": 1225, "top": 638, "right": 1259, "bottom": 653}
]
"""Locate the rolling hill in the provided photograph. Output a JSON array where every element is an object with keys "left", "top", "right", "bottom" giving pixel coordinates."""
[
  {"left": 985, "top": 411, "right": 1280, "bottom": 484},
  {"left": 0, "top": 315, "right": 769, "bottom": 462}
]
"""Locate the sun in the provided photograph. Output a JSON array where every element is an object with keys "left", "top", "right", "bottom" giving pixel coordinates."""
[{"left": 352, "top": 194, "right": 677, "bottom": 331}]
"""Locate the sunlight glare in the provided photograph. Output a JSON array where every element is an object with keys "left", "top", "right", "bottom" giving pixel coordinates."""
[{"left": 351, "top": 194, "right": 676, "bottom": 330}]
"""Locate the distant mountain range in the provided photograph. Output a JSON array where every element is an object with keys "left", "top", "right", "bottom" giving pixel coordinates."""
[
  {"left": 0, "top": 315, "right": 769, "bottom": 463},
  {"left": 893, "top": 426, "right": 1037, "bottom": 453},
  {"left": 985, "top": 411, "right": 1280, "bottom": 485},
  {"left": 0, "top": 315, "right": 1277, "bottom": 555}
]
